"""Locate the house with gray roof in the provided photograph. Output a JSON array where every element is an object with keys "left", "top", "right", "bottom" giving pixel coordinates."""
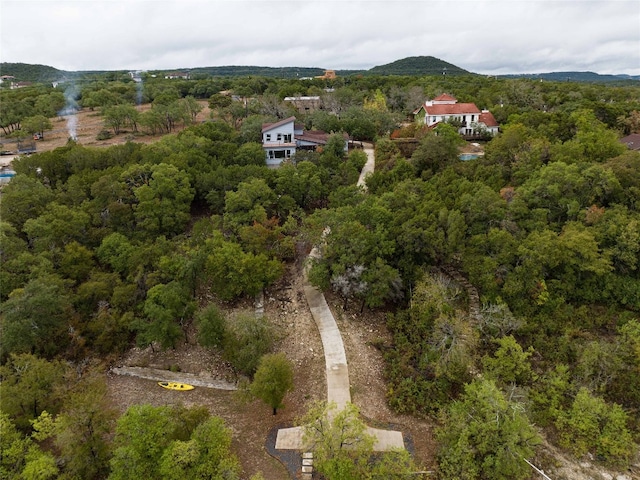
[{"left": 262, "top": 116, "right": 348, "bottom": 167}]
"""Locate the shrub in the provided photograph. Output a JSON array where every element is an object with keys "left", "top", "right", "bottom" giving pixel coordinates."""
[{"left": 555, "top": 388, "right": 635, "bottom": 466}]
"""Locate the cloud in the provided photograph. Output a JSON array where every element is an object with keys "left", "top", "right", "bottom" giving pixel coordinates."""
[{"left": 1, "top": 0, "right": 638, "bottom": 75}]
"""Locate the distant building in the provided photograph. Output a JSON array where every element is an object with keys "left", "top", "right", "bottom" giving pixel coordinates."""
[
  {"left": 413, "top": 94, "right": 499, "bottom": 137},
  {"left": 316, "top": 69, "right": 336, "bottom": 80},
  {"left": 284, "top": 96, "right": 322, "bottom": 113},
  {"left": 262, "top": 116, "right": 348, "bottom": 168},
  {"left": 0, "top": 75, "right": 15, "bottom": 84},
  {"left": 164, "top": 71, "right": 190, "bottom": 80},
  {"left": 620, "top": 133, "right": 640, "bottom": 151},
  {"left": 10, "top": 81, "right": 33, "bottom": 89}
]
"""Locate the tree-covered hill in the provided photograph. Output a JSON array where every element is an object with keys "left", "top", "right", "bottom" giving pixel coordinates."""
[
  {"left": 500, "top": 71, "right": 640, "bottom": 84},
  {"left": 187, "top": 65, "right": 364, "bottom": 78},
  {"left": 367, "top": 55, "right": 469, "bottom": 76},
  {"left": 0, "top": 62, "right": 71, "bottom": 83}
]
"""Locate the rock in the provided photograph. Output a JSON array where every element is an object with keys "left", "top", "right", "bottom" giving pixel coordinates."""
[
  {"left": 616, "top": 476, "right": 631, "bottom": 480},
  {"left": 601, "top": 474, "right": 613, "bottom": 480}
]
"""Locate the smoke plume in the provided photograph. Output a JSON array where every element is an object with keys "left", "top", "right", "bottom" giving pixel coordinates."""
[{"left": 59, "top": 84, "right": 80, "bottom": 140}]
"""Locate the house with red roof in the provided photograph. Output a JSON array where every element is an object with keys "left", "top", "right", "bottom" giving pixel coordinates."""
[
  {"left": 262, "top": 116, "right": 348, "bottom": 167},
  {"left": 414, "top": 94, "right": 499, "bottom": 137}
]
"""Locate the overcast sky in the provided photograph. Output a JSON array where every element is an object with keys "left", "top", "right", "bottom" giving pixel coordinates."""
[{"left": 2, "top": 0, "right": 639, "bottom": 75}]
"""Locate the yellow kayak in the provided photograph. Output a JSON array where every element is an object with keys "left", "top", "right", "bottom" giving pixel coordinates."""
[{"left": 158, "top": 381, "right": 194, "bottom": 391}]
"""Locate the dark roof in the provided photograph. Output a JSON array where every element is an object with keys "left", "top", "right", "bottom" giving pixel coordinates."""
[
  {"left": 262, "top": 116, "right": 297, "bottom": 133},
  {"left": 621, "top": 133, "right": 640, "bottom": 151}
]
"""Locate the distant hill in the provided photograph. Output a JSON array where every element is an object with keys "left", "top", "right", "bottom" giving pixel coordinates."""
[
  {"left": 0, "top": 62, "right": 113, "bottom": 83},
  {"left": 161, "top": 56, "right": 468, "bottom": 78},
  {"left": 367, "top": 56, "right": 469, "bottom": 76},
  {"left": 3, "top": 59, "right": 638, "bottom": 84},
  {"left": 0, "top": 62, "right": 71, "bottom": 83},
  {"left": 499, "top": 71, "right": 640, "bottom": 83},
  {"left": 187, "top": 65, "right": 364, "bottom": 78}
]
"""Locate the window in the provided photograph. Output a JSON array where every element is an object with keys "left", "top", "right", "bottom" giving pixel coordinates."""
[
  {"left": 277, "top": 133, "right": 282, "bottom": 141},
  {"left": 266, "top": 134, "right": 271, "bottom": 141},
  {"left": 283, "top": 134, "right": 292, "bottom": 143}
]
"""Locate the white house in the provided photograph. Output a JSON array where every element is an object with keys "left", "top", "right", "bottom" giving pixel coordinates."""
[
  {"left": 414, "top": 94, "right": 499, "bottom": 137},
  {"left": 262, "top": 116, "right": 348, "bottom": 168}
]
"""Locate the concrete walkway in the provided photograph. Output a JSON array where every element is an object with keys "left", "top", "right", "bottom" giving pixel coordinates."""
[
  {"left": 111, "top": 366, "right": 237, "bottom": 390},
  {"left": 358, "top": 142, "right": 375, "bottom": 188},
  {"left": 275, "top": 141, "right": 405, "bottom": 452}
]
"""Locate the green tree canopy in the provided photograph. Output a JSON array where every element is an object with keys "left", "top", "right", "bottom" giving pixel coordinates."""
[
  {"left": 250, "top": 352, "right": 294, "bottom": 414},
  {"left": 436, "top": 378, "right": 540, "bottom": 480}
]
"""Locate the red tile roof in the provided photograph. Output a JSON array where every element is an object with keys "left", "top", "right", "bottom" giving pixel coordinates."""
[
  {"left": 424, "top": 103, "right": 481, "bottom": 115},
  {"left": 433, "top": 93, "right": 457, "bottom": 102},
  {"left": 479, "top": 111, "right": 499, "bottom": 127}
]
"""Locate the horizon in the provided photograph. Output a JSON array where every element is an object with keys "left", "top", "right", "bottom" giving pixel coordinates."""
[
  {"left": 3, "top": 57, "right": 639, "bottom": 78},
  {"left": 2, "top": 1, "right": 639, "bottom": 77}
]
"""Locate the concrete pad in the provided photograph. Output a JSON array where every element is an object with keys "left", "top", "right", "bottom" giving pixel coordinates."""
[
  {"left": 367, "top": 427, "right": 405, "bottom": 451},
  {"left": 275, "top": 426, "right": 305, "bottom": 450}
]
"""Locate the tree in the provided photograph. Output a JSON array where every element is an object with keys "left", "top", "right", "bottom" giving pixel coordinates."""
[
  {"left": 250, "top": 353, "right": 294, "bottom": 414},
  {"left": 555, "top": 388, "right": 635, "bottom": 466},
  {"left": 133, "top": 163, "right": 194, "bottom": 237},
  {"left": 22, "top": 115, "right": 52, "bottom": 139},
  {"left": 223, "top": 177, "right": 277, "bottom": 233},
  {"left": 0, "top": 354, "right": 65, "bottom": 429},
  {"left": 196, "top": 304, "right": 226, "bottom": 348},
  {"left": 223, "top": 313, "right": 274, "bottom": 376},
  {"left": 109, "top": 405, "right": 179, "bottom": 480},
  {"left": 0, "top": 412, "right": 58, "bottom": 480},
  {"left": 0, "top": 275, "right": 73, "bottom": 357},
  {"left": 411, "top": 123, "right": 463, "bottom": 177},
  {"left": 436, "top": 378, "right": 540, "bottom": 480},
  {"left": 22, "top": 202, "right": 91, "bottom": 253},
  {"left": 110, "top": 405, "right": 235, "bottom": 480},
  {"left": 0, "top": 175, "right": 54, "bottom": 230},
  {"left": 482, "top": 335, "right": 534, "bottom": 385},
  {"left": 103, "top": 104, "right": 139, "bottom": 135},
  {"left": 300, "top": 401, "right": 417, "bottom": 479},
  {"left": 203, "top": 232, "right": 283, "bottom": 301},
  {"left": 158, "top": 417, "right": 241, "bottom": 480},
  {"left": 54, "top": 372, "right": 117, "bottom": 480},
  {"left": 136, "top": 281, "right": 196, "bottom": 349}
]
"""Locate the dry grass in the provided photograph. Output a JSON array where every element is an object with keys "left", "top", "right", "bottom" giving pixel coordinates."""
[{"left": 0, "top": 101, "right": 211, "bottom": 155}]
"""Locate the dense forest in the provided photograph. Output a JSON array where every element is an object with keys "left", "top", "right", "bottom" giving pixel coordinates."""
[{"left": 1, "top": 67, "right": 640, "bottom": 479}]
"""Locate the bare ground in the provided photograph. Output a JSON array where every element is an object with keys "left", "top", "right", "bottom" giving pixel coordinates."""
[{"left": 0, "top": 101, "right": 212, "bottom": 155}]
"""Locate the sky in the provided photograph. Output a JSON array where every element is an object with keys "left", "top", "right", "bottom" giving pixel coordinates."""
[{"left": 1, "top": 0, "right": 639, "bottom": 75}]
